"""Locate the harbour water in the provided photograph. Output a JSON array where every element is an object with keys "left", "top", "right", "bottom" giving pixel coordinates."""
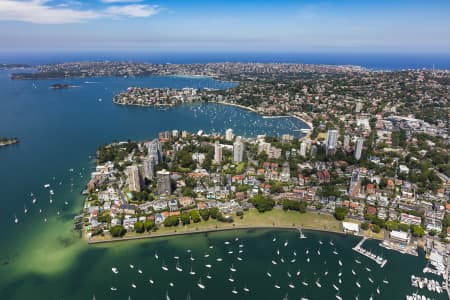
[{"left": 0, "top": 69, "right": 445, "bottom": 299}]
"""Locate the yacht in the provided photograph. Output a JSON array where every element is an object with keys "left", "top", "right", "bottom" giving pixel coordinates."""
[
  {"left": 333, "top": 284, "right": 339, "bottom": 291},
  {"left": 274, "top": 283, "right": 281, "bottom": 289},
  {"left": 138, "top": 269, "right": 143, "bottom": 274},
  {"left": 162, "top": 262, "right": 168, "bottom": 271},
  {"left": 317, "top": 249, "right": 321, "bottom": 255},
  {"left": 319, "top": 240, "right": 323, "bottom": 245},
  {"left": 366, "top": 267, "right": 372, "bottom": 272},
  {"left": 32, "top": 198, "right": 37, "bottom": 204},
  {"left": 276, "top": 249, "right": 280, "bottom": 255},
  {"left": 44, "top": 184, "right": 50, "bottom": 189},
  {"left": 333, "top": 250, "right": 338, "bottom": 255},
  {"left": 287, "top": 271, "right": 292, "bottom": 277},
  {"left": 169, "top": 282, "right": 174, "bottom": 287},
  {"left": 293, "top": 251, "right": 297, "bottom": 256},
  {"left": 306, "top": 257, "right": 310, "bottom": 263},
  {"left": 302, "top": 281, "right": 308, "bottom": 286},
  {"left": 356, "top": 281, "right": 361, "bottom": 288},
  {"left": 189, "top": 267, "right": 196, "bottom": 275},
  {"left": 216, "top": 258, "right": 223, "bottom": 262},
  {"left": 24, "top": 205, "right": 28, "bottom": 214},
  {"left": 368, "top": 277, "right": 374, "bottom": 283},
  {"left": 315, "top": 279, "right": 322, "bottom": 288},
  {"left": 355, "top": 259, "right": 361, "bottom": 264},
  {"left": 204, "top": 253, "right": 209, "bottom": 258},
  {"left": 205, "top": 264, "right": 212, "bottom": 268},
  {"left": 296, "top": 270, "right": 301, "bottom": 276},
  {"left": 382, "top": 279, "right": 389, "bottom": 284},
  {"left": 272, "top": 237, "right": 276, "bottom": 242},
  {"left": 291, "top": 258, "right": 296, "bottom": 263},
  {"left": 376, "top": 286, "right": 380, "bottom": 294},
  {"left": 230, "top": 264, "right": 236, "bottom": 272},
  {"left": 338, "top": 271, "right": 342, "bottom": 277},
  {"left": 325, "top": 270, "right": 329, "bottom": 276},
  {"left": 224, "top": 241, "right": 230, "bottom": 245},
  {"left": 231, "top": 287, "right": 238, "bottom": 294},
  {"left": 190, "top": 254, "right": 195, "bottom": 261},
  {"left": 131, "top": 283, "right": 136, "bottom": 288},
  {"left": 284, "top": 240, "right": 288, "bottom": 247},
  {"left": 272, "top": 260, "right": 277, "bottom": 265},
  {"left": 149, "top": 278, "right": 154, "bottom": 284},
  {"left": 110, "top": 286, "right": 117, "bottom": 291},
  {"left": 338, "top": 260, "right": 343, "bottom": 266},
  {"left": 111, "top": 267, "right": 119, "bottom": 274},
  {"left": 49, "top": 190, "right": 54, "bottom": 196},
  {"left": 228, "top": 275, "right": 234, "bottom": 282},
  {"left": 154, "top": 252, "right": 159, "bottom": 259},
  {"left": 14, "top": 215, "right": 18, "bottom": 224},
  {"left": 206, "top": 273, "right": 212, "bottom": 279},
  {"left": 243, "top": 285, "right": 250, "bottom": 292},
  {"left": 129, "top": 264, "right": 134, "bottom": 269},
  {"left": 197, "top": 278, "right": 205, "bottom": 289},
  {"left": 288, "top": 282, "right": 295, "bottom": 289},
  {"left": 174, "top": 255, "right": 179, "bottom": 260},
  {"left": 280, "top": 257, "right": 285, "bottom": 263},
  {"left": 266, "top": 272, "right": 272, "bottom": 277},
  {"left": 176, "top": 262, "right": 183, "bottom": 272},
  {"left": 237, "top": 257, "right": 243, "bottom": 261},
  {"left": 166, "top": 291, "right": 170, "bottom": 300},
  {"left": 330, "top": 240, "right": 335, "bottom": 246}
]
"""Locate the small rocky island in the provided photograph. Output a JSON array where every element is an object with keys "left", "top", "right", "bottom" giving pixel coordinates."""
[
  {"left": 0, "top": 137, "right": 19, "bottom": 147},
  {"left": 50, "top": 83, "right": 78, "bottom": 89}
]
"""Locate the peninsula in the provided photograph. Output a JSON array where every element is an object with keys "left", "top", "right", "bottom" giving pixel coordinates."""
[{"left": 0, "top": 137, "right": 19, "bottom": 147}]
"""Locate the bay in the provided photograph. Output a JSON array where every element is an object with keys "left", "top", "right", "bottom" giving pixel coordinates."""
[{"left": 0, "top": 70, "right": 444, "bottom": 300}]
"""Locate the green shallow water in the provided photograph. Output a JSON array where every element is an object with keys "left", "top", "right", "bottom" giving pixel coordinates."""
[{"left": 0, "top": 70, "right": 444, "bottom": 300}]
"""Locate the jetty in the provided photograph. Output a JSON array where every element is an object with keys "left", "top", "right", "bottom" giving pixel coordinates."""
[
  {"left": 353, "top": 237, "right": 388, "bottom": 268},
  {"left": 298, "top": 227, "right": 307, "bottom": 239}
]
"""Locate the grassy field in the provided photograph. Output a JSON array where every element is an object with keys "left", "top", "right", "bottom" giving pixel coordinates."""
[{"left": 88, "top": 209, "right": 346, "bottom": 243}]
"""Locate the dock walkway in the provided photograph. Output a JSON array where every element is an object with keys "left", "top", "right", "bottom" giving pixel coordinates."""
[{"left": 353, "top": 237, "right": 388, "bottom": 268}]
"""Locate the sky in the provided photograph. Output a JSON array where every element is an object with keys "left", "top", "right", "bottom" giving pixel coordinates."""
[{"left": 0, "top": 0, "right": 449, "bottom": 54}]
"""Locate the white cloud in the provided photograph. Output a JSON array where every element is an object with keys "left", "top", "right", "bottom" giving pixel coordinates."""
[
  {"left": 105, "top": 4, "right": 159, "bottom": 18},
  {"left": 0, "top": 0, "right": 159, "bottom": 24}
]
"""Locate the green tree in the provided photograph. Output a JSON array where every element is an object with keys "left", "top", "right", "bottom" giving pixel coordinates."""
[
  {"left": 199, "top": 209, "right": 210, "bottom": 221},
  {"left": 250, "top": 193, "right": 275, "bottom": 213},
  {"left": 190, "top": 210, "right": 201, "bottom": 223},
  {"left": 385, "top": 221, "right": 399, "bottom": 231},
  {"left": 209, "top": 207, "right": 220, "bottom": 219},
  {"left": 144, "top": 220, "right": 156, "bottom": 232},
  {"left": 334, "top": 207, "right": 348, "bottom": 221},
  {"left": 164, "top": 215, "right": 179, "bottom": 227},
  {"left": 399, "top": 223, "right": 410, "bottom": 232},
  {"left": 110, "top": 225, "right": 126, "bottom": 237},
  {"left": 361, "top": 222, "right": 369, "bottom": 230},
  {"left": 372, "top": 224, "right": 381, "bottom": 233},
  {"left": 180, "top": 212, "right": 190, "bottom": 225},
  {"left": 411, "top": 225, "right": 425, "bottom": 237},
  {"left": 134, "top": 221, "right": 145, "bottom": 233}
]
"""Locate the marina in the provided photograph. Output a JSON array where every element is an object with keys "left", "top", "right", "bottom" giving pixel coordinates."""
[{"left": 353, "top": 237, "right": 388, "bottom": 268}]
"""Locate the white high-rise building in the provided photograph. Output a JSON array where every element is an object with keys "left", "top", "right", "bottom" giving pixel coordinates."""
[
  {"left": 142, "top": 157, "right": 155, "bottom": 180},
  {"left": 156, "top": 169, "right": 171, "bottom": 195},
  {"left": 354, "top": 137, "right": 364, "bottom": 160},
  {"left": 355, "top": 102, "right": 363, "bottom": 113},
  {"left": 214, "top": 141, "right": 222, "bottom": 164},
  {"left": 233, "top": 138, "right": 244, "bottom": 163},
  {"left": 126, "top": 165, "right": 141, "bottom": 192},
  {"left": 299, "top": 141, "right": 307, "bottom": 157},
  {"left": 225, "top": 128, "right": 234, "bottom": 141},
  {"left": 325, "top": 130, "right": 338, "bottom": 155}
]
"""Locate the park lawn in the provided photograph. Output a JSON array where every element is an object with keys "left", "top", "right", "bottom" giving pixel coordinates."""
[{"left": 89, "top": 209, "right": 344, "bottom": 243}]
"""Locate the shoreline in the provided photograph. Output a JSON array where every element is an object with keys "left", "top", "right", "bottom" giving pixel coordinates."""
[{"left": 87, "top": 224, "right": 359, "bottom": 245}]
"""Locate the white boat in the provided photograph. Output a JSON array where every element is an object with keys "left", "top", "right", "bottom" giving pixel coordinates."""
[
  {"left": 209, "top": 245, "right": 214, "bottom": 249},
  {"left": 206, "top": 273, "right": 212, "bottom": 279},
  {"left": 32, "top": 198, "right": 37, "bottom": 204},
  {"left": 355, "top": 259, "right": 361, "bottom": 264},
  {"left": 205, "top": 264, "right": 212, "bottom": 268},
  {"left": 149, "top": 278, "right": 154, "bottom": 284},
  {"left": 296, "top": 270, "right": 301, "bottom": 276},
  {"left": 189, "top": 267, "right": 195, "bottom": 275},
  {"left": 230, "top": 264, "right": 236, "bottom": 272},
  {"left": 169, "top": 282, "right": 174, "bottom": 287},
  {"left": 44, "top": 184, "right": 50, "bottom": 189},
  {"left": 110, "top": 286, "right": 117, "bottom": 291},
  {"left": 267, "top": 272, "right": 272, "bottom": 277},
  {"left": 288, "top": 283, "right": 295, "bottom": 289},
  {"left": 319, "top": 240, "right": 323, "bottom": 245},
  {"left": 272, "top": 237, "right": 277, "bottom": 242},
  {"left": 197, "top": 278, "right": 205, "bottom": 289},
  {"left": 356, "top": 281, "right": 361, "bottom": 288},
  {"left": 272, "top": 260, "right": 277, "bottom": 265},
  {"left": 225, "top": 241, "right": 230, "bottom": 245},
  {"left": 24, "top": 205, "right": 28, "bottom": 214},
  {"left": 131, "top": 283, "right": 136, "bottom": 288},
  {"left": 330, "top": 240, "right": 335, "bottom": 246},
  {"left": 333, "top": 284, "right": 339, "bottom": 291},
  {"left": 154, "top": 252, "right": 159, "bottom": 259},
  {"left": 232, "top": 287, "right": 238, "bottom": 294},
  {"left": 176, "top": 263, "right": 183, "bottom": 272},
  {"left": 325, "top": 270, "right": 329, "bottom": 276},
  {"left": 243, "top": 286, "right": 250, "bottom": 292},
  {"left": 284, "top": 240, "right": 288, "bottom": 247},
  {"left": 293, "top": 251, "right": 297, "bottom": 256},
  {"left": 216, "top": 258, "right": 223, "bottom": 262},
  {"left": 336, "top": 295, "right": 342, "bottom": 300},
  {"left": 39, "top": 209, "right": 42, "bottom": 213},
  {"left": 291, "top": 258, "right": 296, "bottom": 263},
  {"left": 64, "top": 201, "right": 69, "bottom": 205},
  {"left": 166, "top": 291, "right": 170, "bottom": 300},
  {"left": 307, "top": 258, "right": 310, "bottom": 263},
  {"left": 280, "top": 257, "right": 285, "bottom": 263},
  {"left": 111, "top": 267, "right": 119, "bottom": 274},
  {"left": 368, "top": 277, "right": 374, "bottom": 283},
  {"left": 174, "top": 256, "right": 179, "bottom": 260},
  {"left": 366, "top": 267, "right": 372, "bottom": 272},
  {"left": 276, "top": 249, "right": 280, "bottom": 255},
  {"left": 338, "top": 271, "right": 342, "bottom": 277},
  {"left": 49, "top": 190, "right": 54, "bottom": 195},
  {"left": 382, "top": 279, "right": 389, "bottom": 284},
  {"left": 274, "top": 284, "right": 281, "bottom": 289},
  {"left": 317, "top": 249, "right": 321, "bottom": 255},
  {"left": 352, "top": 269, "right": 356, "bottom": 275},
  {"left": 129, "top": 264, "right": 134, "bottom": 269},
  {"left": 14, "top": 215, "right": 18, "bottom": 224},
  {"left": 287, "top": 271, "right": 292, "bottom": 277},
  {"left": 333, "top": 250, "right": 338, "bottom": 255},
  {"left": 237, "top": 257, "right": 243, "bottom": 261},
  {"left": 162, "top": 263, "right": 168, "bottom": 271},
  {"left": 228, "top": 275, "right": 234, "bottom": 282},
  {"left": 138, "top": 269, "right": 143, "bottom": 274},
  {"left": 306, "top": 249, "right": 309, "bottom": 255},
  {"left": 301, "top": 281, "right": 308, "bottom": 286},
  {"left": 315, "top": 279, "right": 322, "bottom": 288},
  {"left": 204, "top": 253, "right": 209, "bottom": 258},
  {"left": 338, "top": 260, "right": 343, "bottom": 266},
  {"left": 227, "top": 251, "right": 233, "bottom": 254},
  {"left": 377, "top": 286, "right": 380, "bottom": 294},
  {"left": 190, "top": 254, "right": 195, "bottom": 261}
]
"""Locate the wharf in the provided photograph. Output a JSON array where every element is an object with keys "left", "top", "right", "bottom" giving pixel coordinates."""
[{"left": 353, "top": 237, "right": 388, "bottom": 268}]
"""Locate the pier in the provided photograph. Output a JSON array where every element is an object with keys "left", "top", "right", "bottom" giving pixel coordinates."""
[{"left": 353, "top": 237, "right": 388, "bottom": 268}]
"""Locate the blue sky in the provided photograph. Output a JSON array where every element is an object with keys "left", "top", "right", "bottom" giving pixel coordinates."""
[{"left": 0, "top": 0, "right": 449, "bottom": 53}]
